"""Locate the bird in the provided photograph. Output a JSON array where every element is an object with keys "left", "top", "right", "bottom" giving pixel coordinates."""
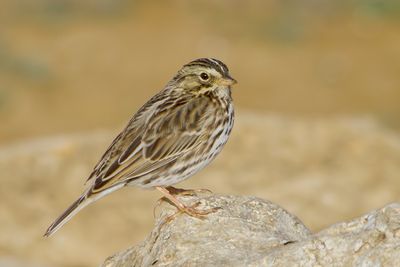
[{"left": 44, "top": 58, "right": 236, "bottom": 237}]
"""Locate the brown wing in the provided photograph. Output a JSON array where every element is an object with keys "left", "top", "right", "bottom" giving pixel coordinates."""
[
  {"left": 87, "top": 94, "right": 216, "bottom": 193},
  {"left": 85, "top": 89, "right": 173, "bottom": 182}
]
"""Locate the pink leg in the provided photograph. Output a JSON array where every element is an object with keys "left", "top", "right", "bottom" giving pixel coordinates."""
[{"left": 155, "top": 186, "right": 219, "bottom": 218}]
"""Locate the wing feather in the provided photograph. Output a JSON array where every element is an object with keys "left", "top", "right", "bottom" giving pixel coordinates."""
[{"left": 88, "top": 94, "right": 214, "bottom": 193}]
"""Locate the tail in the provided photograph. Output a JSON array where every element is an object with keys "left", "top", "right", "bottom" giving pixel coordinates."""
[
  {"left": 44, "top": 183, "right": 125, "bottom": 237},
  {"left": 44, "top": 194, "right": 92, "bottom": 237}
]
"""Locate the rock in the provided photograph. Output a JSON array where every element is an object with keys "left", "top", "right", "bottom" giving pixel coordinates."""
[
  {"left": 102, "top": 195, "right": 311, "bottom": 267},
  {"left": 102, "top": 196, "right": 400, "bottom": 267},
  {"left": 258, "top": 202, "right": 400, "bottom": 267}
]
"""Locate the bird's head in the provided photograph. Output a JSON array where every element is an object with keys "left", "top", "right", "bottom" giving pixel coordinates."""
[{"left": 170, "top": 58, "right": 237, "bottom": 95}]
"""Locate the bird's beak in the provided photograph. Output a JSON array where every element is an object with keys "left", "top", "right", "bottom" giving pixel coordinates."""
[{"left": 219, "top": 75, "right": 237, "bottom": 86}]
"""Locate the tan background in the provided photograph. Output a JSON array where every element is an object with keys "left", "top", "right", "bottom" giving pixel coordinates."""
[{"left": 1, "top": 1, "right": 400, "bottom": 266}]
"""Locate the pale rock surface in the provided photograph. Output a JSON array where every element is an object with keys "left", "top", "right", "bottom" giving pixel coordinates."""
[{"left": 102, "top": 196, "right": 400, "bottom": 267}]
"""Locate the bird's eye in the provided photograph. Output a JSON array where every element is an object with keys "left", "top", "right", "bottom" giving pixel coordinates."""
[{"left": 200, "top": 72, "right": 210, "bottom": 81}]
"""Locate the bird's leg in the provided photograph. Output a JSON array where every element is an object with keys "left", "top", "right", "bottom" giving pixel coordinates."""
[
  {"left": 164, "top": 186, "right": 212, "bottom": 196},
  {"left": 154, "top": 186, "right": 219, "bottom": 219},
  {"left": 153, "top": 186, "right": 212, "bottom": 216}
]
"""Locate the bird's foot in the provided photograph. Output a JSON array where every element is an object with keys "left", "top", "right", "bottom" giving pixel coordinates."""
[
  {"left": 160, "top": 202, "right": 221, "bottom": 226},
  {"left": 178, "top": 201, "right": 220, "bottom": 218},
  {"left": 154, "top": 186, "right": 219, "bottom": 221}
]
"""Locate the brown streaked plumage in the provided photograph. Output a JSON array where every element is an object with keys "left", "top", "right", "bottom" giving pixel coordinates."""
[{"left": 44, "top": 58, "right": 236, "bottom": 237}]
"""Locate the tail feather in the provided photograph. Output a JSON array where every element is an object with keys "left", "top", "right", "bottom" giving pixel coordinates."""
[
  {"left": 44, "top": 195, "right": 92, "bottom": 237},
  {"left": 44, "top": 183, "right": 125, "bottom": 237}
]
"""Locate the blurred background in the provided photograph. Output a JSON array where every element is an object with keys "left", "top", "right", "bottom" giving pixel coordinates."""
[{"left": 1, "top": 0, "right": 400, "bottom": 266}]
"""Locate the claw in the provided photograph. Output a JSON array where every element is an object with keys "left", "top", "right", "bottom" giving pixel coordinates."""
[
  {"left": 154, "top": 186, "right": 220, "bottom": 222},
  {"left": 153, "top": 196, "right": 170, "bottom": 218},
  {"left": 180, "top": 202, "right": 220, "bottom": 218},
  {"left": 158, "top": 202, "right": 220, "bottom": 228}
]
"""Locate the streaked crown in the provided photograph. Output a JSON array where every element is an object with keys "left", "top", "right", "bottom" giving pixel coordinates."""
[{"left": 184, "top": 58, "right": 230, "bottom": 77}]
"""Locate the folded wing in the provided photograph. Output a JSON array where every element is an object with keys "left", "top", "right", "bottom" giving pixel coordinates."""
[{"left": 87, "top": 95, "right": 214, "bottom": 194}]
